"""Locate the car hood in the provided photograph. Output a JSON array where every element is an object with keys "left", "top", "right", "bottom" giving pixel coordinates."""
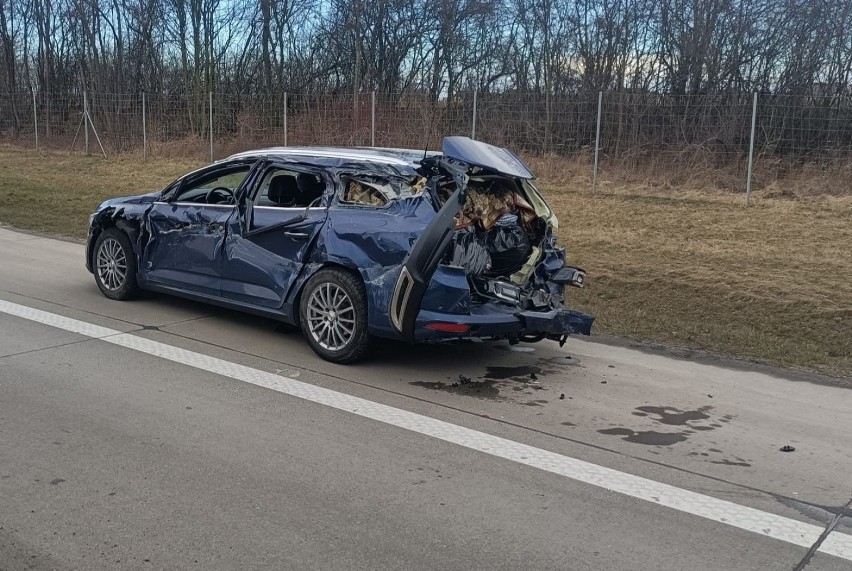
[
  {"left": 442, "top": 136, "right": 535, "bottom": 179},
  {"left": 97, "top": 191, "right": 160, "bottom": 210}
]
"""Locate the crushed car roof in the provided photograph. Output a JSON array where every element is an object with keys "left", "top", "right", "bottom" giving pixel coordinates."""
[
  {"left": 222, "top": 137, "right": 536, "bottom": 179},
  {"left": 225, "top": 146, "right": 439, "bottom": 169}
]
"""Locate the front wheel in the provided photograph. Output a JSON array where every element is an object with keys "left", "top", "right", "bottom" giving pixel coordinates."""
[
  {"left": 93, "top": 228, "right": 140, "bottom": 300},
  {"left": 299, "top": 268, "right": 370, "bottom": 364}
]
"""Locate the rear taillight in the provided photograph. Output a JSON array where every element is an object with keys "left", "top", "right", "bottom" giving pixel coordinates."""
[{"left": 425, "top": 322, "right": 470, "bottom": 333}]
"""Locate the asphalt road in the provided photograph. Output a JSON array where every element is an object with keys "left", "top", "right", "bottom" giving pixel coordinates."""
[{"left": 0, "top": 227, "right": 850, "bottom": 570}]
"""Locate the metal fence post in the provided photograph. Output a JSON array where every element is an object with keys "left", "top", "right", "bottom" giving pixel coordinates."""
[
  {"left": 32, "top": 88, "right": 38, "bottom": 149},
  {"left": 142, "top": 92, "right": 147, "bottom": 160},
  {"left": 745, "top": 92, "right": 758, "bottom": 206},
  {"left": 83, "top": 91, "right": 90, "bottom": 155},
  {"left": 209, "top": 91, "right": 214, "bottom": 162},
  {"left": 592, "top": 91, "right": 603, "bottom": 194},
  {"left": 471, "top": 90, "right": 477, "bottom": 139},
  {"left": 283, "top": 92, "right": 288, "bottom": 146},
  {"left": 371, "top": 90, "right": 376, "bottom": 147}
]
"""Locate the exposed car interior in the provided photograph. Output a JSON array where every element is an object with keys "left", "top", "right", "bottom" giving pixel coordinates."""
[
  {"left": 173, "top": 165, "right": 251, "bottom": 205},
  {"left": 341, "top": 177, "right": 390, "bottom": 206},
  {"left": 256, "top": 170, "right": 326, "bottom": 208},
  {"left": 432, "top": 172, "right": 569, "bottom": 311}
]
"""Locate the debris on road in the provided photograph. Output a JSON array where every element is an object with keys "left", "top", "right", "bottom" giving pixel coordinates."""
[{"left": 780, "top": 445, "right": 796, "bottom": 452}]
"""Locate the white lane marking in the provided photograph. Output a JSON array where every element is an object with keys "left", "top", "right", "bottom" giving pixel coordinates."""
[{"left": 1, "top": 298, "right": 850, "bottom": 561}]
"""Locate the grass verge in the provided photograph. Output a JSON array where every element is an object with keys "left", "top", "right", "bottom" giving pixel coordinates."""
[
  {"left": 0, "top": 145, "right": 849, "bottom": 375},
  {"left": 0, "top": 146, "right": 201, "bottom": 238}
]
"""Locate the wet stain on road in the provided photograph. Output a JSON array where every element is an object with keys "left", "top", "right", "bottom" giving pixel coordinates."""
[
  {"left": 484, "top": 365, "right": 544, "bottom": 380},
  {"left": 710, "top": 459, "right": 752, "bottom": 467},
  {"left": 598, "top": 428, "right": 688, "bottom": 446},
  {"left": 602, "top": 404, "right": 733, "bottom": 446},
  {"left": 632, "top": 405, "right": 713, "bottom": 425},
  {"left": 410, "top": 380, "right": 501, "bottom": 400},
  {"left": 412, "top": 362, "right": 567, "bottom": 401}
]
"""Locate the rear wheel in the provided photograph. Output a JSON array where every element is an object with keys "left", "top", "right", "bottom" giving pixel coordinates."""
[
  {"left": 93, "top": 228, "right": 140, "bottom": 300},
  {"left": 299, "top": 268, "right": 370, "bottom": 364}
]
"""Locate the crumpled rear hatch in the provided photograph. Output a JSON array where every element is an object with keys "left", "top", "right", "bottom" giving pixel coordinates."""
[
  {"left": 390, "top": 138, "right": 583, "bottom": 341},
  {"left": 442, "top": 172, "right": 565, "bottom": 309},
  {"left": 442, "top": 136, "right": 535, "bottom": 179}
]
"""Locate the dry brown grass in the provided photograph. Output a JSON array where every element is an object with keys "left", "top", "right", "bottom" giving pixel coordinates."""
[
  {"left": 544, "top": 173, "right": 851, "bottom": 375},
  {"left": 0, "top": 145, "right": 202, "bottom": 238},
  {"left": 528, "top": 151, "right": 852, "bottom": 198},
  {"left": 0, "top": 144, "right": 849, "bottom": 375}
]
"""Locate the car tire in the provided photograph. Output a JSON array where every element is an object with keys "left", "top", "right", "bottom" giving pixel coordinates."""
[
  {"left": 299, "top": 268, "right": 370, "bottom": 364},
  {"left": 93, "top": 228, "right": 140, "bottom": 300}
]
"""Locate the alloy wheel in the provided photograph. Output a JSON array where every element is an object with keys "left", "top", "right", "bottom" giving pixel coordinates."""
[
  {"left": 306, "top": 282, "right": 356, "bottom": 351},
  {"left": 96, "top": 237, "right": 128, "bottom": 291}
]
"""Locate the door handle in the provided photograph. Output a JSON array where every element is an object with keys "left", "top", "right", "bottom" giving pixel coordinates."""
[{"left": 283, "top": 231, "right": 309, "bottom": 238}]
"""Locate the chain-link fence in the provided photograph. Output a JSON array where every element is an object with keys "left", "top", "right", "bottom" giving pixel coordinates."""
[{"left": 2, "top": 90, "right": 851, "bottom": 197}]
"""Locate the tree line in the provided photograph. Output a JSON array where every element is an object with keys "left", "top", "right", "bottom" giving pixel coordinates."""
[
  {"left": 2, "top": 0, "right": 852, "bottom": 160},
  {"left": 2, "top": 0, "right": 852, "bottom": 101}
]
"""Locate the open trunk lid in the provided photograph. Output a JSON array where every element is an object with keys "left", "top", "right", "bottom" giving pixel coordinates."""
[
  {"left": 442, "top": 136, "right": 535, "bottom": 180},
  {"left": 390, "top": 137, "right": 544, "bottom": 342}
]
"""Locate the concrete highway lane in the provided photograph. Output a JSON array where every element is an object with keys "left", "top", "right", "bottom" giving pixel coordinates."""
[{"left": 1, "top": 227, "right": 850, "bottom": 570}]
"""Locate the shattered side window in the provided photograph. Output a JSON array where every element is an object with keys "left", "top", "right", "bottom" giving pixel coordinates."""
[
  {"left": 343, "top": 179, "right": 389, "bottom": 206},
  {"left": 339, "top": 175, "right": 426, "bottom": 207}
]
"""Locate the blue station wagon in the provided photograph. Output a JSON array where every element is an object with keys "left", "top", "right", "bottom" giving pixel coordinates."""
[{"left": 86, "top": 137, "right": 594, "bottom": 363}]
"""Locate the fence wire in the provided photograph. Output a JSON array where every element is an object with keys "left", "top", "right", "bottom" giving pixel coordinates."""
[{"left": 2, "top": 90, "right": 851, "bottom": 193}]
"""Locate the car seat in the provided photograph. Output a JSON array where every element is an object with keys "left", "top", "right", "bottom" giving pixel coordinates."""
[
  {"left": 267, "top": 175, "right": 301, "bottom": 206},
  {"left": 296, "top": 173, "right": 325, "bottom": 206}
]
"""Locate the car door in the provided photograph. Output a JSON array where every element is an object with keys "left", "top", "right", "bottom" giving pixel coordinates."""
[
  {"left": 389, "top": 137, "right": 536, "bottom": 342},
  {"left": 219, "top": 164, "right": 331, "bottom": 310},
  {"left": 140, "top": 160, "right": 256, "bottom": 296}
]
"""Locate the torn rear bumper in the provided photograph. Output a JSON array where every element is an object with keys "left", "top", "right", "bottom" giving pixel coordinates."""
[
  {"left": 414, "top": 303, "right": 594, "bottom": 342},
  {"left": 517, "top": 307, "right": 594, "bottom": 336}
]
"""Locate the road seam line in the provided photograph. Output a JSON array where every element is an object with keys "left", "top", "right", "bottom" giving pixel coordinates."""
[{"left": 1, "top": 297, "right": 850, "bottom": 562}]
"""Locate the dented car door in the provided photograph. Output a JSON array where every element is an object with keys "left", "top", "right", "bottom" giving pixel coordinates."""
[
  {"left": 141, "top": 161, "right": 257, "bottom": 296},
  {"left": 219, "top": 165, "right": 330, "bottom": 311}
]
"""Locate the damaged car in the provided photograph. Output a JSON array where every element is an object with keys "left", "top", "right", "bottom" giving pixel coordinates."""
[{"left": 86, "top": 137, "right": 594, "bottom": 363}]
